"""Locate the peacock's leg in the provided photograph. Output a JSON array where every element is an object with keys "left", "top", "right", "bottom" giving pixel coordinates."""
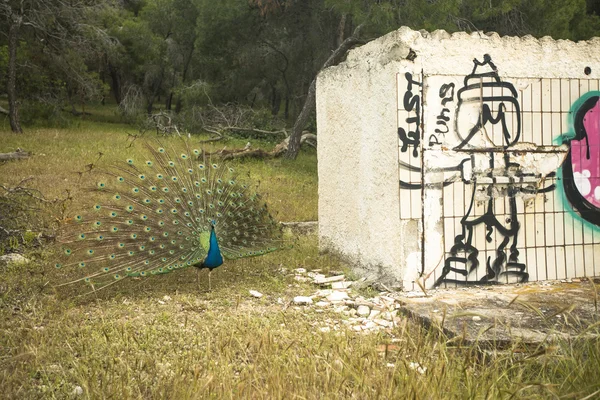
[{"left": 208, "top": 269, "right": 212, "bottom": 291}]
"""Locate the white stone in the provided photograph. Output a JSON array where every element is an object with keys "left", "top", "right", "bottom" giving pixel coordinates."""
[
  {"left": 0, "top": 253, "right": 29, "bottom": 266},
  {"left": 374, "top": 319, "right": 392, "bottom": 328},
  {"left": 357, "top": 305, "right": 371, "bottom": 317},
  {"left": 331, "top": 281, "right": 353, "bottom": 289},
  {"left": 326, "top": 291, "right": 350, "bottom": 302},
  {"left": 72, "top": 386, "right": 83, "bottom": 396},
  {"left": 249, "top": 290, "right": 263, "bottom": 298},
  {"left": 408, "top": 362, "right": 427, "bottom": 374},
  {"left": 472, "top": 316, "right": 482, "bottom": 322},
  {"left": 295, "top": 268, "right": 307, "bottom": 274},
  {"left": 314, "top": 289, "right": 333, "bottom": 297},
  {"left": 368, "top": 309, "right": 382, "bottom": 320},
  {"left": 294, "top": 275, "right": 310, "bottom": 282},
  {"left": 293, "top": 296, "right": 313, "bottom": 305},
  {"left": 382, "top": 311, "right": 398, "bottom": 321},
  {"left": 334, "top": 305, "right": 349, "bottom": 313},
  {"left": 364, "top": 321, "right": 377, "bottom": 330},
  {"left": 314, "top": 275, "right": 345, "bottom": 285},
  {"left": 319, "top": 327, "right": 331, "bottom": 333}
]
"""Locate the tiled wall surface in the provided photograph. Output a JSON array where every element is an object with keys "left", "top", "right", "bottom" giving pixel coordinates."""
[
  {"left": 317, "top": 26, "right": 600, "bottom": 290},
  {"left": 398, "top": 55, "right": 600, "bottom": 287}
]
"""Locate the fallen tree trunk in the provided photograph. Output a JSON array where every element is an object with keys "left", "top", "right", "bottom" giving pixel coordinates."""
[
  {"left": 0, "top": 149, "right": 30, "bottom": 161},
  {"left": 204, "top": 132, "right": 316, "bottom": 160}
]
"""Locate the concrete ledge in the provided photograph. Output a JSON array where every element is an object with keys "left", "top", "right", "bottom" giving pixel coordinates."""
[{"left": 396, "top": 280, "right": 600, "bottom": 348}]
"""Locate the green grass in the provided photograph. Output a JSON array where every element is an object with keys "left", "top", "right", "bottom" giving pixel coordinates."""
[{"left": 1, "top": 108, "right": 600, "bottom": 399}]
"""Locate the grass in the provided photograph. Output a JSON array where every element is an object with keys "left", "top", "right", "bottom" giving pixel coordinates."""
[{"left": 1, "top": 107, "right": 600, "bottom": 399}]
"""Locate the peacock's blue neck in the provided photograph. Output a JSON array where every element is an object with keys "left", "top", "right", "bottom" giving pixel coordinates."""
[{"left": 200, "top": 226, "right": 223, "bottom": 269}]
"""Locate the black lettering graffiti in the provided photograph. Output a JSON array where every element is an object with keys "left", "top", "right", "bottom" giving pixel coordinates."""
[
  {"left": 428, "top": 135, "right": 441, "bottom": 146},
  {"left": 439, "top": 83, "right": 455, "bottom": 106},
  {"left": 430, "top": 83, "right": 455, "bottom": 145},
  {"left": 398, "top": 72, "right": 422, "bottom": 158}
]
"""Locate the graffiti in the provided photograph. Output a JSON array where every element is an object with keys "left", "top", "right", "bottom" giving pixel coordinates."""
[
  {"left": 398, "top": 72, "right": 422, "bottom": 158},
  {"left": 435, "top": 55, "right": 548, "bottom": 285},
  {"left": 454, "top": 54, "right": 521, "bottom": 150},
  {"left": 430, "top": 83, "right": 455, "bottom": 146},
  {"left": 561, "top": 92, "right": 600, "bottom": 226},
  {"left": 438, "top": 184, "right": 527, "bottom": 286},
  {"left": 397, "top": 54, "right": 578, "bottom": 288}
]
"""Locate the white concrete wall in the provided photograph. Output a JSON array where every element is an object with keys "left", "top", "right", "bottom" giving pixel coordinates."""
[{"left": 317, "top": 26, "right": 600, "bottom": 290}]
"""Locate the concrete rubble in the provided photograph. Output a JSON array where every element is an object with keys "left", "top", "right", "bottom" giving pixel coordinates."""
[{"left": 270, "top": 268, "right": 600, "bottom": 346}]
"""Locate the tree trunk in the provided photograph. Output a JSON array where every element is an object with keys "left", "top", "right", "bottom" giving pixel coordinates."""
[
  {"left": 285, "top": 81, "right": 315, "bottom": 158},
  {"left": 166, "top": 92, "right": 173, "bottom": 110},
  {"left": 175, "top": 44, "right": 196, "bottom": 114},
  {"left": 108, "top": 62, "right": 122, "bottom": 105},
  {"left": 271, "top": 87, "right": 281, "bottom": 116},
  {"left": 7, "top": 19, "right": 23, "bottom": 133},
  {"left": 285, "top": 22, "right": 366, "bottom": 159},
  {"left": 336, "top": 14, "right": 347, "bottom": 48}
]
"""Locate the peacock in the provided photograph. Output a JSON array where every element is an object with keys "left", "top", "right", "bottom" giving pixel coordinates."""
[{"left": 54, "top": 142, "right": 287, "bottom": 292}]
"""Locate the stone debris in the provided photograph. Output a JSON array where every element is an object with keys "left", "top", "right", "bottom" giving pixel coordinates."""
[
  {"left": 408, "top": 362, "right": 427, "bottom": 375},
  {"left": 357, "top": 305, "right": 371, "bottom": 317},
  {"left": 0, "top": 253, "right": 30, "bottom": 266},
  {"left": 314, "top": 275, "right": 346, "bottom": 285},
  {"left": 293, "top": 296, "right": 313, "bottom": 305},
  {"left": 72, "top": 386, "right": 84, "bottom": 396},
  {"left": 249, "top": 290, "right": 263, "bottom": 298},
  {"left": 327, "top": 291, "right": 350, "bottom": 302},
  {"left": 332, "top": 281, "right": 353, "bottom": 289},
  {"left": 286, "top": 267, "right": 409, "bottom": 334},
  {"left": 314, "top": 289, "right": 333, "bottom": 297}
]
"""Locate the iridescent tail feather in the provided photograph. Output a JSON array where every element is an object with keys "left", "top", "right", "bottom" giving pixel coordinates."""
[{"left": 53, "top": 142, "right": 288, "bottom": 292}]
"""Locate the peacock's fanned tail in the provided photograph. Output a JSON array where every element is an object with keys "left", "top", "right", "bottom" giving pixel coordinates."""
[{"left": 54, "top": 143, "right": 286, "bottom": 291}]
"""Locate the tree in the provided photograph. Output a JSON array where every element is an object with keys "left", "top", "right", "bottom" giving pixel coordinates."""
[{"left": 0, "top": 0, "right": 110, "bottom": 132}]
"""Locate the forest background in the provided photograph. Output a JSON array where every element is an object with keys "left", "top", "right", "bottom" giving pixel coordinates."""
[{"left": 2, "top": 0, "right": 600, "bottom": 159}]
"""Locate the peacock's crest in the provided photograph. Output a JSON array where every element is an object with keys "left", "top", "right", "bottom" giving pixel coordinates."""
[{"left": 54, "top": 142, "right": 287, "bottom": 292}]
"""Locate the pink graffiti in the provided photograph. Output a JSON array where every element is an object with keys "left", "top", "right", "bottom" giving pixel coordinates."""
[{"left": 572, "top": 97, "right": 600, "bottom": 207}]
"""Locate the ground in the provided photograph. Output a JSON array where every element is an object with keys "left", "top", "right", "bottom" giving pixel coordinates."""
[{"left": 1, "top": 107, "right": 599, "bottom": 398}]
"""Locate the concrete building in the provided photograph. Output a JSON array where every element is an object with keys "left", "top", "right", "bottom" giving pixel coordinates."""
[{"left": 317, "top": 26, "right": 600, "bottom": 290}]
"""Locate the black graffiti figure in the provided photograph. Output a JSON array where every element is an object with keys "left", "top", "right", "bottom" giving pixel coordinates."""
[{"left": 435, "top": 55, "right": 531, "bottom": 286}]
